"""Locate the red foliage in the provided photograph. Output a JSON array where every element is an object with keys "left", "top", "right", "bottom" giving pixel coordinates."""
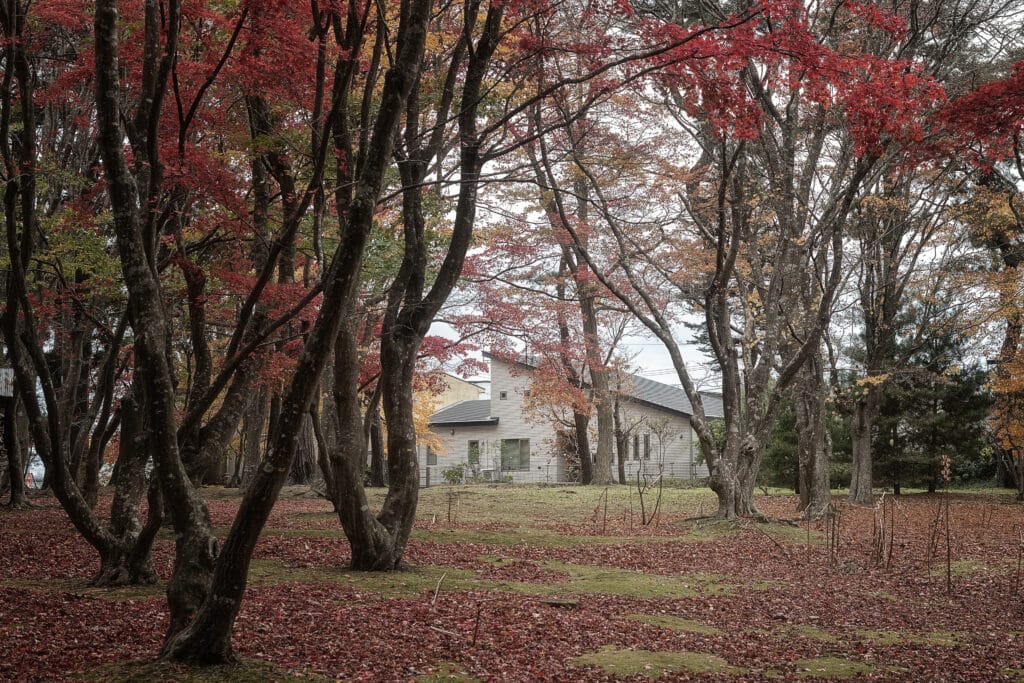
[{"left": 941, "top": 60, "right": 1024, "bottom": 163}]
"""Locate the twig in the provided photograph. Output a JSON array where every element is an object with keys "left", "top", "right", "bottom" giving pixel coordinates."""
[
  {"left": 806, "top": 519, "right": 811, "bottom": 564},
  {"left": 429, "top": 625, "right": 462, "bottom": 639},
  {"left": 431, "top": 572, "right": 447, "bottom": 605},
  {"left": 746, "top": 521, "right": 788, "bottom": 556},
  {"left": 602, "top": 487, "right": 609, "bottom": 533},
  {"left": 886, "top": 495, "right": 896, "bottom": 570},
  {"left": 472, "top": 600, "right": 485, "bottom": 646},
  {"left": 1014, "top": 526, "right": 1023, "bottom": 597}
]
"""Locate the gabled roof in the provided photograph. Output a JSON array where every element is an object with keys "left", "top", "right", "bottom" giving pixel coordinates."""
[
  {"left": 482, "top": 350, "right": 724, "bottom": 419},
  {"left": 627, "top": 373, "right": 724, "bottom": 419},
  {"left": 428, "top": 399, "right": 498, "bottom": 427}
]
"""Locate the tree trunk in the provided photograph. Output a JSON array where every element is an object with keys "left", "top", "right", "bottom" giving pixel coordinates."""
[
  {"left": 240, "top": 386, "right": 268, "bottom": 490},
  {"left": 310, "top": 407, "right": 338, "bottom": 507},
  {"left": 848, "top": 394, "right": 878, "bottom": 505},
  {"left": 95, "top": 0, "right": 220, "bottom": 645},
  {"left": 579, "top": 291, "right": 613, "bottom": 484},
  {"left": 709, "top": 458, "right": 740, "bottom": 519},
  {"left": 590, "top": 387, "right": 615, "bottom": 484},
  {"left": 708, "top": 436, "right": 767, "bottom": 519},
  {"left": 288, "top": 414, "right": 316, "bottom": 485},
  {"left": 614, "top": 397, "right": 627, "bottom": 485},
  {"left": 332, "top": 323, "right": 406, "bottom": 570},
  {"left": 369, "top": 409, "right": 386, "bottom": 487},
  {"left": 794, "top": 357, "right": 831, "bottom": 518},
  {"left": 573, "top": 411, "right": 593, "bottom": 484},
  {"left": 97, "top": 388, "right": 159, "bottom": 586},
  {"left": 4, "top": 397, "right": 27, "bottom": 508}
]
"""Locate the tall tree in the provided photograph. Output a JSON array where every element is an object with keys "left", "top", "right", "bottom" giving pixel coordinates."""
[{"left": 161, "top": 0, "right": 435, "bottom": 661}]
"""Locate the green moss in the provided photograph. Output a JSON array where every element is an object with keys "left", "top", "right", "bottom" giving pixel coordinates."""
[
  {"left": 72, "top": 658, "right": 330, "bottom": 682},
  {"left": 412, "top": 526, "right": 671, "bottom": 548},
  {"left": 627, "top": 614, "right": 722, "bottom": 635},
  {"left": 247, "top": 560, "right": 479, "bottom": 598},
  {"left": 929, "top": 559, "right": 996, "bottom": 577},
  {"left": 416, "top": 663, "right": 480, "bottom": 682},
  {"left": 574, "top": 646, "right": 744, "bottom": 677},
  {"left": 793, "top": 657, "right": 904, "bottom": 679},
  {"left": 853, "top": 629, "right": 964, "bottom": 646},
  {"left": 504, "top": 562, "right": 734, "bottom": 600},
  {"left": 0, "top": 577, "right": 163, "bottom": 601},
  {"left": 258, "top": 527, "right": 347, "bottom": 538},
  {"left": 246, "top": 557, "right": 742, "bottom": 601},
  {"left": 1002, "top": 668, "right": 1024, "bottom": 681}
]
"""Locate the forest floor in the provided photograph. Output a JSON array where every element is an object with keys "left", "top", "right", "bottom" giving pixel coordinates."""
[{"left": 2, "top": 484, "right": 1024, "bottom": 681}]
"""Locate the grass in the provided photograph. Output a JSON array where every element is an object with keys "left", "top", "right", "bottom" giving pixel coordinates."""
[
  {"left": 257, "top": 527, "right": 346, "bottom": 539},
  {"left": 498, "top": 562, "right": 737, "bottom": 600},
  {"left": 928, "top": 558, "right": 999, "bottom": 577},
  {"left": 12, "top": 482, "right": 1023, "bottom": 681},
  {"left": 852, "top": 629, "right": 964, "bottom": 646},
  {"left": 246, "top": 557, "right": 744, "bottom": 601},
  {"left": 383, "top": 485, "right": 720, "bottom": 527},
  {"left": 627, "top": 613, "right": 723, "bottom": 635},
  {"left": 0, "top": 577, "right": 164, "bottom": 601},
  {"left": 574, "top": 645, "right": 745, "bottom": 677},
  {"left": 411, "top": 526, "right": 675, "bottom": 547},
  {"left": 793, "top": 657, "right": 904, "bottom": 679},
  {"left": 785, "top": 625, "right": 964, "bottom": 648},
  {"left": 247, "top": 560, "right": 479, "bottom": 598}
]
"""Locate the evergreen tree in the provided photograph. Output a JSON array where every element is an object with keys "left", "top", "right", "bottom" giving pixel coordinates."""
[{"left": 874, "top": 329, "right": 991, "bottom": 493}]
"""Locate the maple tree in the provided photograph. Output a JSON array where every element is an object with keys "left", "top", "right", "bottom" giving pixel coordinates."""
[
  {"left": 464, "top": 196, "right": 636, "bottom": 485},
  {"left": 1, "top": 0, "right": 164, "bottom": 586},
  {"left": 942, "top": 58, "right": 1024, "bottom": 497}
]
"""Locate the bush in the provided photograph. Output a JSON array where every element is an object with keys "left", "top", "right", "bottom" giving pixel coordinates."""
[
  {"left": 830, "top": 461, "right": 851, "bottom": 489},
  {"left": 442, "top": 464, "right": 466, "bottom": 485}
]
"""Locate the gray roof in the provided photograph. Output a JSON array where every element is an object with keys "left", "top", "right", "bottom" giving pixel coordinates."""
[
  {"left": 429, "top": 354, "right": 724, "bottom": 425},
  {"left": 625, "top": 373, "right": 724, "bottom": 419},
  {"left": 428, "top": 399, "right": 498, "bottom": 426}
]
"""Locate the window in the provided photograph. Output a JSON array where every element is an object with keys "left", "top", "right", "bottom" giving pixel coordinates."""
[
  {"left": 522, "top": 389, "right": 531, "bottom": 398},
  {"left": 468, "top": 440, "right": 480, "bottom": 466},
  {"left": 499, "top": 391, "right": 508, "bottom": 400},
  {"left": 643, "top": 434, "right": 651, "bottom": 460},
  {"left": 633, "top": 434, "right": 640, "bottom": 461},
  {"left": 426, "top": 445, "right": 437, "bottom": 466},
  {"left": 500, "top": 438, "right": 530, "bottom": 471}
]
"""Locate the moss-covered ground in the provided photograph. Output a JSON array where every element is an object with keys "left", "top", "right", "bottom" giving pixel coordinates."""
[{"left": 3, "top": 484, "right": 1021, "bottom": 681}]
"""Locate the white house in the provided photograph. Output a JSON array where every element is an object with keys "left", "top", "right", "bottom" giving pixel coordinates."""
[{"left": 423, "top": 352, "right": 723, "bottom": 485}]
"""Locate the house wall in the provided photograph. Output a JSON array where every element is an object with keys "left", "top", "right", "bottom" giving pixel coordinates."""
[
  {"left": 436, "top": 375, "right": 484, "bottom": 408},
  {"left": 423, "top": 357, "right": 710, "bottom": 486},
  {"left": 614, "top": 400, "right": 710, "bottom": 482}
]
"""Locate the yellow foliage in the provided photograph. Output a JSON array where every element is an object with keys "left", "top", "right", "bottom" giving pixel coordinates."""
[
  {"left": 855, "top": 373, "right": 890, "bottom": 387},
  {"left": 415, "top": 389, "right": 445, "bottom": 455}
]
